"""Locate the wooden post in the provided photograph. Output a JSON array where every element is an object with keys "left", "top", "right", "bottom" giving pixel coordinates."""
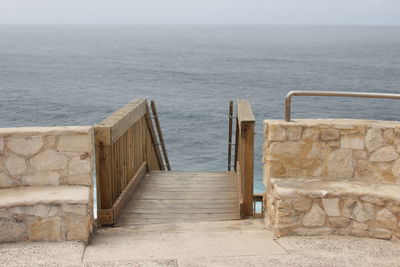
[
  {"left": 236, "top": 99, "right": 255, "bottom": 217},
  {"left": 241, "top": 120, "right": 254, "bottom": 216}
]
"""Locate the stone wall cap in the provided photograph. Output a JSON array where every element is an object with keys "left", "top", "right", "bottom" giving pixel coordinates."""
[
  {"left": 0, "top": 126, "right": 93, "bottom": 137},
  {"left": 270, "top": 177, "right": 400, "bottom": 203},
  {"left": 264, "top": 119, "right": 400, "bottom": 128},
  {"left": 0, "top": 186, "right": 90, "bottom": 208}
]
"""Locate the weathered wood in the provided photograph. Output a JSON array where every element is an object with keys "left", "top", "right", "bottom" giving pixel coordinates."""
[
  {"left": 151, "top": 100, "right": 171, "bottom": 171},
  {"left": 112, "top": 162, "right": 147, "bottom": 224},
  {"left": 237, "top": 99, "right": 255, "bottom": 123},
  {"left": 117, "top": 171, "right": 240, "bottom": 227},
  {"left": 95, "top": 98, "right": 164, "bottom": 225},
  {"left": 228, "top": 100, "right": 233, "bottom": 171},
  {"left": 97, "top": 209, "right": 113, "bottom": 225},
  {"left": 236, "top": 163, "right": 244, "bottom": 218},
  {"left": 235, "top": 99, "right": 255, "bottom": 217}
]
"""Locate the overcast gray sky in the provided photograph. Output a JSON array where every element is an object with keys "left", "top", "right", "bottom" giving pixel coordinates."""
[{"left": 1, "top": 0, "right": 399, "bottom": 25}]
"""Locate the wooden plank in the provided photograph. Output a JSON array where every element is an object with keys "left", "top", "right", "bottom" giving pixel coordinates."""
[
  {"left": 128, "top": 199, "right": 239, "bottom": 205},
  {"left": 112, "top": 161, "right": 147, "bottom": 224},
  {"left": 115, "top": 216, "right": 240, "bottom": 226},
  {"left": 242, "top": 120, "right": 254, "bottom": 217},
  {"left": 97, "top": 209, "right": 113, "bottom": 225},
  {"left": 228, "top": 100, "right": 233, "bottom": 171},
  {"left": 118, "top": 212, "right": 240, "bottom": 220},
  {"left": 110, "top": 100, "right": 148, "bottom": 144},
  {"left": 124, "top": 207, "right": 240, "bottom": 214},
  {"left": 237, "top": 99, "right": 255, "bottom": 124},
  {"left": 94, "top": 129, "right": 113, "bottom": 210},
  {"left": 125, "top": 202, "right": 239, "bottom": 210},
  {"left": 236, "top": 163, "right": 244, "bottom": 218},
  {"left": 151, "top": 100, "right": 171, "bottom": 171}
]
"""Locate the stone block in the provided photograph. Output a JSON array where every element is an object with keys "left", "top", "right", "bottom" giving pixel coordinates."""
[
  {"left": 340, "top": 135, "right": 364, "bottom": 150},
  {"left": 267, "top": 125, "right": 286, "bottom": 141},
  {"left": 327, "top": 149, "right": 354, "bottom": 178},
  {"left": 320, "top": 129, "right": 339, "bottom": 141},
  {"left": 64, "top": 214, "right": 90, "bottom": 241},
  {"left": 45, "top": 135, "right": 57, "bottom": 147},
  {"left": 0, "top": 218, "right": 26, "bottom": 242},
  {"left": 365, "top": 128, "right": 384, "bottom": 152},
  {"left": 292, "top": 198, "right": 312, "bottom": 212},
  {"left": 368, "top": 228, "right": 392, "bottom": 240},
  {"left": 322, "top": 198, "right": 340, "bottom": 216},
  {"left": 391, "top": 159, "right": 400, "bottom": 178},
  {"left": 376, "top": 208, "right": 398, "bottom": 230},
  {"left": 352, "top": 201, "right": 375, "bottom": 222},
  {"left": 370, "top": 146, "right": 398, "bottom": 162},
  {"left": 0, "top": 137, "right": 4, "bottom": 154},
  {"left": 292, "top": 227, "right": 334, "bottom": 236},
  {"left": 302, "top": 128, "right": 319, "bottom": 141},
  {"left": 0, "top": 172, "right": 17, "bottom": 188},
  {"left": 302, "top": 203, "right": 326, "bottom": 227},
  {"left": 5, "top": 155, "right": 27, "bottom": 176},
  {"left": 61, "top": 204, "right": 87, "bottom": 216},
  {"left": 307, "top": 142, "right": 329, "bottom": 160},
  {"left": 69, "top": 155, "right": 91, "bottom": 175},
  {"left": 286, "top": 126, "right": 302, "bottom": 141},
  {"left": 9, "top": 204, "right": 58, "bottom": 218},
  {"left": 349, "top": 221, "right": 369, "bottom": 237},
  {"left": 7, "top": 136, "right": 43, "bottom": 156},
  {"left": 383, "top": 128, "right": 395, "bottom": 144},
  {"left": 57, "top": 134, "right": 92, "bottom": 152},
  {"left": 360, "top": 196, "right": 384, "bottom": 205},
  {"left": 30, "top": 150, "right": 68, "bottom": 171},
  {"left": 21, "top": 171, "right": 60, "bottom": 186},
  {"left": 28, "top": 217, "right": 62, "bottom": 241},
  {"left": 269, "top": 142, "right": 304, "bottom": 156},
  {"left": 63, "top": 174, "right": 92, "bottom": 186},
  {"left": 328, "top": 217, "right": 351, "bottom": 228}
]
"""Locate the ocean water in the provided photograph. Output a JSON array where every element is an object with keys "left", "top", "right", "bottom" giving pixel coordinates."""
[{"left": 1, "top": 25, "right": 400, "bottom": 193}]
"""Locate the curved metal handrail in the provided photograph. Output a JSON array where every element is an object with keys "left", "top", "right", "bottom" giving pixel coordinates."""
[{"left": 285, "top": 91, "right": 400, "bottom": 122}]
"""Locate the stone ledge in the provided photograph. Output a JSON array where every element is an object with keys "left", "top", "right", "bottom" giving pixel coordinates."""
[
  {"left": 264, "top": 119, "right": 400, "bottom": 128},
  {"left": 265, "top": 177, "right": 400, "bottom": 241},
  {"left": 0, "top": 186, "right": 90, "bottom": 208},
  {"left": 271, "top": 178, "right": 400, "bottom": 204},
  {"left": 0, "top": 126, "right": 92, "bottom": 137}
]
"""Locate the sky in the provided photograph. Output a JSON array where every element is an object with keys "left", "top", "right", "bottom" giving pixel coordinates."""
[{"left": 0, "top": 0, "right": 400, "bottom": 25}]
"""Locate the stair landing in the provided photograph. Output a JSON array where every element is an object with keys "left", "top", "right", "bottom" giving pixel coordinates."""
[{"left": 115, "top": 171, "right": 240, "bottom": 227}]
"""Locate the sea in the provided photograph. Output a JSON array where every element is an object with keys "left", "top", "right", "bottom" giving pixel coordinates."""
[{"left": 1, "top": 25, "right": 400, "bottom": 193}]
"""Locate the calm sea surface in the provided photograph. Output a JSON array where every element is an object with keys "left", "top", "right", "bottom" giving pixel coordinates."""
[{"left": 1, "top": 25, "right": 400, "bottom": 193}]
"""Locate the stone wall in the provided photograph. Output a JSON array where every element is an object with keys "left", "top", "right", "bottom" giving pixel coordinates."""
[
  {"left": 263, "top": 119, "right": 400, "bottom": 240},
  {"left": 0, "top": 126, "right": 94, "bottom": 188},
  {"left": 264, "top": 119, "right": 400, "bottom": 186},
  {"left": 0, "top": 126, "right": 94, "bottom": 242}
]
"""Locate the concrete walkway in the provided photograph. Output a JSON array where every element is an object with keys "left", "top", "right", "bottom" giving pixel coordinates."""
[{"left": 1, "top": 219, "right": 399, "bottom": 266}]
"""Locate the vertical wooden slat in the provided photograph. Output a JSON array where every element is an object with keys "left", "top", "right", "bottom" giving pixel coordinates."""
[{"left": 228, "top": 100, "right": 233, "bottom": 171}]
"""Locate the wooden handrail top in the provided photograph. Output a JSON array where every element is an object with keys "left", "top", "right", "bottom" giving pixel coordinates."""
[
  {"left": 237, "top": 99, "right": 255, "bottom": 124},
  {"left": 95, "top": 99, "right": 147, "bottom": 145}
]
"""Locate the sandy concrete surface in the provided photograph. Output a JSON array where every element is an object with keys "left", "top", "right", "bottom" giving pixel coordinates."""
[{"left": 1, "top": 219, "right": 399, "bottom": 266}]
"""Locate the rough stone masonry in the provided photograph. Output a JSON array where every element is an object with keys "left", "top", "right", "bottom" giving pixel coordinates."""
[
  {"left": 0, "top": 126, "right": 94, "bottom": 242},
  {"left": 263, "top": 119, "right": 400, "bottom": 241}
]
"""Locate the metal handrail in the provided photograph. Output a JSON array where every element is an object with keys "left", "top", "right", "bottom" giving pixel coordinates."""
[{"left": 285, "top": 91, "right": 400, "bottom": 122}]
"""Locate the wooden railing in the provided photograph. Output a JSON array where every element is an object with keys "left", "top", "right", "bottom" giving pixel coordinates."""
[
  {"left": 95, "top": 99, "right": 164, "bottom": 225},
  {"left": 234, "top": 99, "right": 255, "bottom": 217}
]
